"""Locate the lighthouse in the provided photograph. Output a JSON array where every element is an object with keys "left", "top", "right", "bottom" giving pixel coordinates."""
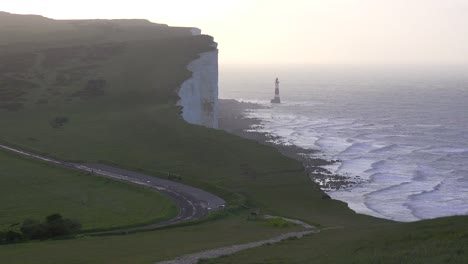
[{"left": 271, "top": 77, "right": 281, "bottom": 104}]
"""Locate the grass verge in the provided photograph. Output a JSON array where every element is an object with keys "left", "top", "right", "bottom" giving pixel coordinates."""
[
  {"left": 0, "top": 148, "right": 177, "bottom": 231},
  {"left": 0, "top": 214, "right": 302, "bottom": 264}
]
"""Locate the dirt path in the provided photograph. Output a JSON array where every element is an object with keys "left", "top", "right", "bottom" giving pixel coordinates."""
[
  {"left": 154, "top": 216, "right": 336, "bottom": 264},
  {"left": 155, "top": 230, "right": 317, "bottom": 264}
]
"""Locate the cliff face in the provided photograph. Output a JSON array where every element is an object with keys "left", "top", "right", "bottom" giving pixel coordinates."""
[{"left": 177, "top": 48, "right": 219, "bottom": 129}]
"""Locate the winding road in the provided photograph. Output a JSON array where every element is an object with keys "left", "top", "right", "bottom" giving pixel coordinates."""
[
  {"left": 0, "top": 143, "right": 226, "bottom": 234},
  {"left": 1, "top": 143, "right": 342, "bottom": 264}
]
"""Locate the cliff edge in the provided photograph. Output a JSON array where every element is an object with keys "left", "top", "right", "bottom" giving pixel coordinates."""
[{"left": 177, "top": 47, "right": 219, "bottom": 129}]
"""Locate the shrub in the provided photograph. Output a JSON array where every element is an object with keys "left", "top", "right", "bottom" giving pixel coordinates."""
[
  {"left": 45, "top": 214, "right": 81, "bottom": 237},
  {"left": 20, "top": 219, "right": 47, "bottom": 240},
  {"left": 0, "top": 213, "right": 83, "bottom": 243}
]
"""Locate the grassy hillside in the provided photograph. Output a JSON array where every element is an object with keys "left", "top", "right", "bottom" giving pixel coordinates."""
[
  {"left": 0, "top": 12, "right": 210, "bottom": 233},
  {"left": 0, "top": 12, "right": 466, "bottom": 264},
  {"left": 0, "top": 11, "right": 190, "bottom": 49},
  {"left": 0, "top": 11, "right": 372, "bottom": 228},
  {"left": 0, "top": 148, "right": 177, "bottom": 231},
  {"left": 0, "top": 215, "right": 303, "bottom": 264},
  {"left": 202, "top": 216, "right": 468, "bottom": 264}
]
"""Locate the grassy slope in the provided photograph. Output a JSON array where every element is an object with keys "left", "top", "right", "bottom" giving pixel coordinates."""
[
  {"left": 0, "top": 148, "right": 177, "bottom": 231},
  {"left": 0, "top": 12, "right": 466, "bottom": 264},
  {"left": 202, "top": 216, "right": 468, "bottom": 264},
  {"left": 0, "top": 215, "right": 302, "bottom": 264},
  {"left": 0, "top": 11, "right": 372, "bottom": 228}
]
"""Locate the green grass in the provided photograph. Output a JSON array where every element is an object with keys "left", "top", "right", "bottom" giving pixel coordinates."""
[
  {"left": 0, "top": 148, "right": 177, "bottom": 231},
  {"left": 0, "top": 16, "right": 386, "bottom": 264},
  {"left": 201, "top": 216, "right": 468, "bottom": 264},
  {"left": 0, "top": 101, "right": 377, "bottom": 227},
  {"left": 0, "top": 16, "right": 374, "bottom": 228},
  {"left": 0, "top": 12, "right": 466, "bottom": 264},
  {"left": 265, "top": 218, "right": 294, "bottom": 228},
  {"left": 0, "top": 214, "right": 302, "bottom": 264}
]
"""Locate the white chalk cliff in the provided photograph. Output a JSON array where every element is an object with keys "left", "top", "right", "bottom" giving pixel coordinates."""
[
  {"left": 190, "top": 28, "right": 202, "bottom": 36},
  {"left": 177, "top": 47, "right": 219, "bottom": 128}
]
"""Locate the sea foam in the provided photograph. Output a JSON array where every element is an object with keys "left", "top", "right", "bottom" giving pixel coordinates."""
[{"left": 221, "top": 66, "right": 468, "bottom": 222}]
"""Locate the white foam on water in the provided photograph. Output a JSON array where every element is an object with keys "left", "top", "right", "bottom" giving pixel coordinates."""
[
  {"left": 315, "top": 137, "right": 353, "bottom": 155},
  {"left": 225, "top": 66, "right": 468, "bottom": 222},
  {"left": 321, "top": 162, "right": 341, "bottom": 175},
  {"left": 408, "top": 170, "right": 468, "bottom": 219},
  {"left": 419, "top": 147, "right": 468, "bottom": 154},
  {"left": 232, "top": 98, "right": 271, "bottom": 106},
  {"left": 326, "top": 188, "right": 388, "bottom": 219},
  {"left": 241, "top": 104, "right": 468, "bottom": 222},
  {"left": 337, "top": 158, "right": 378, "bottom": 181}
]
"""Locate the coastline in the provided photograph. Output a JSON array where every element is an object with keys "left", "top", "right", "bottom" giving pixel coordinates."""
[{"left": 218, "top": 99, "right": 356, "bottom": 191}]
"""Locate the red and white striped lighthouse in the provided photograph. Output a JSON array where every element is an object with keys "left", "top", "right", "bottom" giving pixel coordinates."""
[{"left": 271, "top": 77, "right": 281, "bottom": 103}]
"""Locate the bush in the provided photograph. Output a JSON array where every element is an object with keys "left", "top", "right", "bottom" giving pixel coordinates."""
[
  {"left": 45, "top": 214, "right": 81, "bottom": 237},
  {"left": 0, "top": 230, "right": 25, "bottom": 244},
  {"left": 1, "top": 214, "right": 82, "bottom": 244},
  {"left": 6, "top": 230, "right": 25, "bottom": 242},
  {"left": 20, "top": 219, "right": 47, "bottom": 240}
]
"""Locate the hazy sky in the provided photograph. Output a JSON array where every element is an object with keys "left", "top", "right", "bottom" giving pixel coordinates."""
[{"left": 3, "top": 0, "right": 468, "bottom": 65}]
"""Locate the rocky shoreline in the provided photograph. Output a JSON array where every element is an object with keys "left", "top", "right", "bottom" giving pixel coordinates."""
[{"left": 218, "top": 99, "right": 359, "bottom": 191}]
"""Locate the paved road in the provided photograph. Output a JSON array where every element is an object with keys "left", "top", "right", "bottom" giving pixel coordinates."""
[{"left": 0, "top": 144, "right": 226, "bottom": 234}]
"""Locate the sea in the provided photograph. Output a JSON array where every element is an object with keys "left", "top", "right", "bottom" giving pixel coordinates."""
[{"left": 219, "top": 64, "right": 468, "bottom": 222}]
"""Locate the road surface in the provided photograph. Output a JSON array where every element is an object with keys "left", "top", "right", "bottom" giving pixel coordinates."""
[{"left": 0, "top": 143, "right": 226, "bottom": 234}]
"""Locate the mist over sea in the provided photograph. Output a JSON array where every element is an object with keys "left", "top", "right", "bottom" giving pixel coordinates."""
[{"left": 220, "top": 65, "right": 468, "bottom": 222}]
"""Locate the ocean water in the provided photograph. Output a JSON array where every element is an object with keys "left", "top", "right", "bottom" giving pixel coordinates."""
[{"left": 220, "top": 65, "right": 468, "bottom": 222}]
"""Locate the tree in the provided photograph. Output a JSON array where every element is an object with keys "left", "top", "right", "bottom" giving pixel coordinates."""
[
  {"left": 20, "top": 219, "right": 47, "bottom": 240},
  {"left": 44, "top": 214, "right": 81, "bottom": 238},
  {"left": 18, "top": 213, "right": 82, "bottom": 241},
  {"left": 5, "top": 230, "right": 24, "bottom": 243}
]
